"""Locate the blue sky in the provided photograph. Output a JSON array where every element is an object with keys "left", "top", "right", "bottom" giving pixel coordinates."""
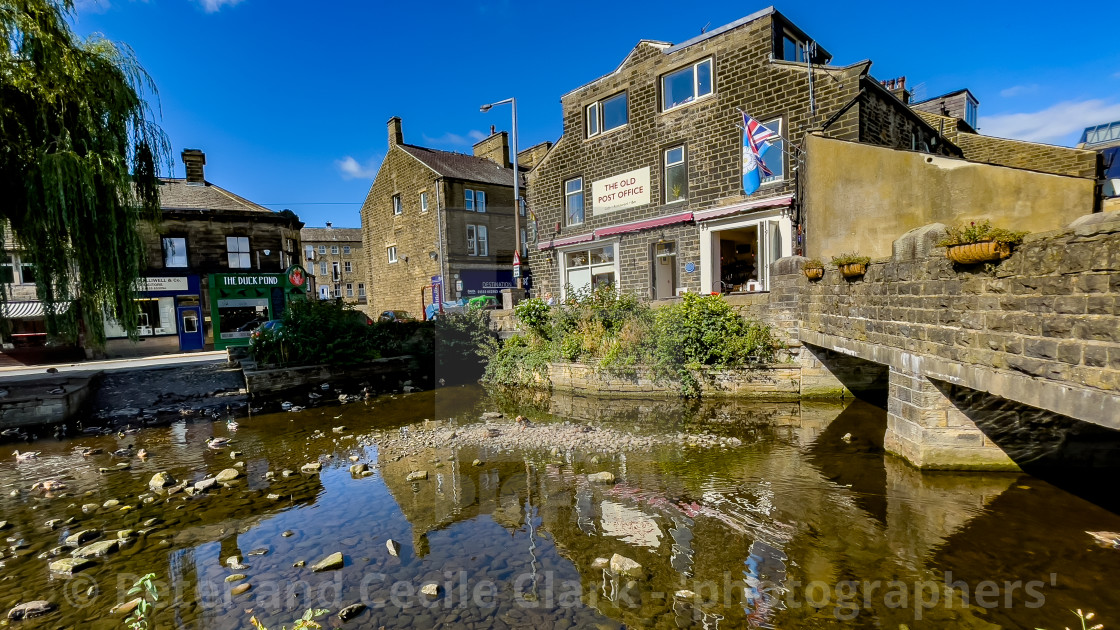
[{"left": 71, "top": 0, "right": 1120, "bottom": 229}]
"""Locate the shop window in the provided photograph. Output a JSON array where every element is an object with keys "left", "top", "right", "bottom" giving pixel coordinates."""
[
  {"left": 563, "top": 244, "right": 616, "bottom": 296},
  {"left": 565, "top": 177, "right": 584, "bottom": 226},
  {"left": 664, "top": 145, "right": 687, "bottom": 203},
  {"left": 662, "top": 58, "right": 713, "bottom": 111},
  {"left": 226, "top": 236, "right": 251, "bottom": 269},
  {"left": 358, "top": 283, "right": 366, "bottom": 297},
  {"left": 162, "top": 237, "right": 188, "bottom": 268}
]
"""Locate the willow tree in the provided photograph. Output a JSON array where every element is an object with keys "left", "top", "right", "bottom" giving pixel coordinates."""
[{"left": 0, "top": 0, "right": 169, "bottom": 343}]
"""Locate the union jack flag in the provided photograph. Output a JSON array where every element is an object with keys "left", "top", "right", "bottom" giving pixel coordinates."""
[{"left": 743, "top": 112, "right": 777, "bottom": 178}]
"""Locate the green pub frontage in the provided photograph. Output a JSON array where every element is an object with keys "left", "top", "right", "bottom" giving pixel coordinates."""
[{"left": 208, "top": 266, "right": 308, "bottom": 350}]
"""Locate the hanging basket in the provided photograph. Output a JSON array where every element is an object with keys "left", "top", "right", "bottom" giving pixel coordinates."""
[
  {"left": 804, "top": 266, "right": 824, "bottom": 280},
  {"left": 838, "top": 263, "right": 867, "bottom": 278},
  {"left": 945, "top": 241, "right": 1012, "bottom": 265}
]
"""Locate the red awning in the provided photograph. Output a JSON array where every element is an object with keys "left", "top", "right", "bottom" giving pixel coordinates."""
[
  {"left": 594, "top": 211, "right": 694, "bottom": 238},
  {"left": 537, "top": 232, "right": 595, "bottom": 251},
  {"left": 692, "top": 194, "right": 793, "bottom": 222}
]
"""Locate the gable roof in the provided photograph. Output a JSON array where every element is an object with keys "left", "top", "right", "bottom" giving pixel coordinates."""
[
  {"left": 157, "top": 179, "right": 272, "bottom": 213},
  {"left": 396, "top": 144, "right": 522, "bottom": 187},
  {"left": 301, "top": 227, "right": 362, "bottom": 243}
]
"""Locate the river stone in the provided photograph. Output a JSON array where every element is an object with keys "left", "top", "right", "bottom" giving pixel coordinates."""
[
  {"left": 472, "top": 459, "right": 482, "bottom": 466},
  {"left": 481, "top": 412, "right": 502, "bottom": 419},
  {"left": 7, "top": 600, "right": 56, "bottom": 620},
  {"left": 609, "top": 553, "right": 643, "bottom": 578},
  {"left": 73, "top": 540, "right": 120, "bottom": 558},
  {"left": 102, "top": 499, "right": 120, "bottom": 509},
  {"left": 81, "top": 503, "right": 100, "bottom": 513},
  {"left": 386, "top": 539, "right": 401, "bottom": 557},
  {"left": 110, "top": 598, "right": 141, "bottom": 615},
  {"left": 64, "top": 529, "right": 100, "bottom": 547},
  {"left": 349, "top": 463, "right": 368, "bottom": 475},
  {"left": 588, "top": 472, "right": 616, "bottom": 484},
  {"left": 214, "top": 469, "right": 241, "bottom": 483},
  {"left": 282, "top": 530, "right": 295, "bottom": 537},
  {"left": 348, "top": 456, "right": 360, "bottom": 462},
  {"left": 591, "top": 557, "right": 610, "bottom": 570},
  {"left": 338, "top": 603, "right": 367, "bottom": 621},
  {"left": 301, "top": 462, "right": 322, "bottom": 474},
  {"left": 230, "top": 451, "right": 243, "bottom": 458},
  {"left": 148, "top": 472, "right": 176, "bottom": 492},
  {"left": 281, "top": 469, "right": 294, "bottom": 477},
  {"left": 0, "top": 521, "right": 9, "bottom": 530},
  {"left": 50, "top": 557, "right": 94, "bottom": 575},
  {"left": 116, "top": 530, "right": 136, "bottom": 540},
  {"left": 231, "top": 583, "right": 251, "bottom": 596},
  {"left": 406, "top": 470, "right": 428, "bottom": 481},
  {"left": 420, "top": 583, "right": 440, "bottom": 597},
  {"left": 225, "top": 574, "right": 247, "bottom": 583},
  {"left": 675, "top": 590, "right": 697, "bottom": 599},
  {"left": 312, "top": 551, "right": 343, "bottom": 572}
]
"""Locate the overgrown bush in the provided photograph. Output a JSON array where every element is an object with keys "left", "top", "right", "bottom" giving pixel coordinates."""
[
  {"left": 249, "top": 299, "right": 378, "bottom": 366},
  {"left": 434, "top": 308, "right": 499, "bottom": 382},
  {"left": 484, "top": 287, "right": 779, "bottom": 397}
]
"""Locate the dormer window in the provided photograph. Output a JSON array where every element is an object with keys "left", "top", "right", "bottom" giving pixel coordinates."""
[
  {"left": 779, "top": 31, "right": 807, "bottom": 62},
  {"left": 661, "top": 59, "right": 713, "bottom": 111},
  {"left": 586, "top": 91, "right": 628, "bottom": 138}
]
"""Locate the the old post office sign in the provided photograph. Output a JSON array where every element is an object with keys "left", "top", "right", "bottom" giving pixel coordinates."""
[{"left": 592, "top": 167, "right": 650, "bottom": 215}]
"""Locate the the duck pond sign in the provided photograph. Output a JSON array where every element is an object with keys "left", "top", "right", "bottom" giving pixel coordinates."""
[{"left": 208, "top": 266, "right": 308, "bottom": 349}]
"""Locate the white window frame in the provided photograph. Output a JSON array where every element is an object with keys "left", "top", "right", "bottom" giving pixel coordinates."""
[
  {"left": 162, "top": 237, "right": 188, "bottom": 268},
  {"left": 559, "top": 241, "right": 620, "bottom": 301},
  {"left": 318, "top": 245, "right": 326, "bottom": 255},
  {"left": 305, "top": 245, "right": 314, "bottom": 261},
  {"left": 586, "top": 101, "right": 600, "bottom": 137},
  {"left": 661, "top": 58, "right": 714, "bottom": 112},
  {"left": 387, "top": 246, "right": 398, "bottom": 263},
  {"left": 585, "top": 92, "right": 629, "bottom": 139},
  {"left": 319, "top": 262, "right": 328, "bottom": 275},
  {"left": 344, "top": 261, "right": 352, "bottom": 273},
  {"left": 565, "top": 177, "right": 584, "bottom": 226},
  {"left": 420, "top": 191, "right": 429, "bottom": 213},
  {"left": 521, "top": 228, "right": 528, "bottom": 257},
  {"left": 476, "top": 190, "right": 486, "bottom": 213},
  {"left": 392, "top": 194, "right": 402, "bottom": 216},
  {"left": 760, "top": 117, "right": 785, "bottom": 186},
  {"left": 358, "top": 283, "right": 366, "bottom": 297},
  {"left": 343, "top": 246, "right": 351, "bottom": 255},
  {"left": 346, "top": 283, "right": 354, "bottom": 297},
  {"left": 226, "top": 236, "right": 251, "bottom": 269},
  {"left": 331, "top": 261, "right": 340, "bottom": 279},
  {"left": 465, "top": 189, "right": 475, "bottom": 211},
  {"left": 331, "top": 245, "right": 339, "bottom": 255},
  {"left": 466, "top": 225, "right": 477, "bottom": 256},
  {"left": 477, "top": 225, "right": 488, "bottom": 256},
  {"left": 664, "top": 145, "right": 687, "bottom": 203}
]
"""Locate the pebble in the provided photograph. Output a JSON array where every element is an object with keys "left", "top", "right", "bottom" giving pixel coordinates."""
[
  {"left": 406, "top": 471, "right": 428, "bottom": 481},
  {"left": 386, "top": 539, "right": 401, "bottom": 557},
  {"left": 214, "top": 469, "right": 241, "bottom": 483},
  {"left": 609, "top": 553, "right": 643, "bottom": 578},
  {"left": 311, "top": 551, "right": 344, "bottom": 572},
  {"left": 231, "top": 583, "right": 251, "bottom": 596},
  {"left": 110, "top": 598, "right": 141, "bottom": 615},
  {"left": 338, "top": 603, "right": 367, "bottom": 621},
  {"left": 420, "top": 583, "right": 440, "bottom": 597}
]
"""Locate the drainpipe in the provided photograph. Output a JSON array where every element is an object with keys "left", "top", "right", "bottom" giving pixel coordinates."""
[{"left": 434, "top": 177, "right": 447, "bottom": 302}]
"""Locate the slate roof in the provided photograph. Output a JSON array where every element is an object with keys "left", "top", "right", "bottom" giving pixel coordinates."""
[
  {"left": 157, "top": 179, "right": 272, "bottom": 213},
  {"left": 301, "top": 227, "right": 363, "bottom": 243},
  {"left": 397, "top": 144, "right": 524, "bottom": 186}
]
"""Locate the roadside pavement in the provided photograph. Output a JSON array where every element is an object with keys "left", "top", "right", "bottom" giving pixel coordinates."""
[{"left": 0, "top": 350, "right": 228, "bottom": 379}]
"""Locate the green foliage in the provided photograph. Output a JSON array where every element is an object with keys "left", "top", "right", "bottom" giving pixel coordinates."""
[
  {"left": 514, "top": 297, "right": 551, "bottom": 337},
  {"left": 1, "top": 0, "right": 171, "bottom": 343},
  {"left": 802, "top": 258, "right": 824, "bottom": 269},
  {"left": 249, "top": 608, "right": 330, "bottom": 630},
  {"left": 124, "top": 573, "right": 158, "bottom": 630},
  {"left": 434, "top": 308, "right": 498, "bottom": 382},
  {"left": 249, "top": 300, "right": 379, "bottom": 367},
  {"left": 939, "top": 220, "right": 1028, "bottom": 247},
  {"left": 830, "top": 253, "right": 870, "bottom": 266},
  {"left": 483, "top": 288, "right": 779, "bottom": 397}
]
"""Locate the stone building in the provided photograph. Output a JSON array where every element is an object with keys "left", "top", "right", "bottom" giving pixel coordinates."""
[
  {"left": 1077, "top": 120, "right": 1120, "bottom": 211},
  {"left": 524, "top": 8, "right": 1099, "bottom": 300},
  {"left": 102, "top": 149, "right": 305, "bottom": 356},
  {"left": 360, "top": 118, "right": 543, "bottom": 317},
  {"left": 300, "top": 223, "right": 368, "bottom": 309}
]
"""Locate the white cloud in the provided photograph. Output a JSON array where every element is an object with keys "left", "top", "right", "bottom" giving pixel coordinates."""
[
  {"left": 197, "top": 0, "right": 245, "bottom": 13},
  {"left": 999, "top": 84, "right": 1038, "bottom": 98},
  {"left": 335, "top": 156, "right": 378, "bottom": 180},
  {"left": 421, "top": 130, "right": 488, "bottom": 146},
  {"left": 978, "top": 99, "right": 1120, "bottom": 144}
]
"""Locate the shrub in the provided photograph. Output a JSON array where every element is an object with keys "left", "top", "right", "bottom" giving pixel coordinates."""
[
  {"left": 514, "top": 297, "right": 551, "bottom": 338},
  {"left": 830, "top": 253, "right": 870, "bottom": 266},
  {"left": 803, "top": 258, "right": 824, "bottom": 269},
  {"left": 434, "top": 309, "right": 498, "bottom": 382},
  {"left": 938, "top": 220, "right": 1028, "bottom": 247}
]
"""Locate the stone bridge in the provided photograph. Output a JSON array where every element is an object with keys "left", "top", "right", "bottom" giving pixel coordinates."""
[{"left": 768, "top": 210, "right": 1120, "bottom": 471}]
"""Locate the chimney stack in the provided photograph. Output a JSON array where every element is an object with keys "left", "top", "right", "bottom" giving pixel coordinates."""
[
  {"left": 472, "top": 130, "right": 511, "bottom": 169},
  {"left": 181, "top": 149, "right": 206, "bottom": 184},
  {"left": 326, "top": 221, "right": 333, "bottom": 228},
  {"left": 388, "top": 117, "right": 403, "bottom": 146}
]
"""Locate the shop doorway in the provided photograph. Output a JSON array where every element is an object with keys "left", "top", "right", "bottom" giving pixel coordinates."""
[
  {"left": 652, "top": 241, "right": 678, "bottom": 299},
  {"left": 701, "top": 217, "right": 788, "bottom": 293},
  {"left": 177, "top": 306, "right": 204, "bottom": 351}
]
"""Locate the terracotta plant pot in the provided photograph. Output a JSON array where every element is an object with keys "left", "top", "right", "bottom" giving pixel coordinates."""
[
  {"left": 838, "top": 263, "right": 867, "bottom": 278},
  {"left": 945, "top": 241, "right": 1012, "bottom": 265},
  {"left": 804, "top": 266, "right": 824, "bottom": 280}
]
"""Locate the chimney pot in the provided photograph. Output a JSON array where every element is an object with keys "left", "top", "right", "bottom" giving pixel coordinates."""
[
  {"left": 181, "top": 149, "right": 206, "bottom": 184},
  {"left": 388, "top": 117, "right": 403, "bottom": 146}
]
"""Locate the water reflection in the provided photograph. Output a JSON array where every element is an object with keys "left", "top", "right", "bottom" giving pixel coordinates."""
[{"left": 0, "top": 387, "right": 1117, "bottom": 629}]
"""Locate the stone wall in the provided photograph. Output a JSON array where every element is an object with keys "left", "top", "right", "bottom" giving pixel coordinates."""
[
  {"left": 242, "top": 356, "right": 416, "bottom": 397},
  {"left": 0, "top": 372, "right": 100, "bottom": 429},
  {"left": 548, "top": 361, "right": 801, "bottom": 400},
  {"left": 953, "top": 133, "right": 1099, "bottom": 179}
]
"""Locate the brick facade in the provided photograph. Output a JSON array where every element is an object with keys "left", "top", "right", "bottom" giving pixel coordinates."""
[{"left": 526, "top": 8, "right": 944, "bottom": 301}]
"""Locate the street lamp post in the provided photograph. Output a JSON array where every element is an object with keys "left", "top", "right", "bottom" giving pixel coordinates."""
[{"left": 480, "top": 97, "right": 522, "bottom": 289}]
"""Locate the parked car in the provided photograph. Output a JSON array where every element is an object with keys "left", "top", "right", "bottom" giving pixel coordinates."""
[
  {"left": 250, "top": 319, "right": 283, "bottom": 341},
  {"left": 378, "top": 310, "right": 417, "bottom": 323},
  {"left": 342, "top": 310, "right": 374, "bottom": 326}
]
